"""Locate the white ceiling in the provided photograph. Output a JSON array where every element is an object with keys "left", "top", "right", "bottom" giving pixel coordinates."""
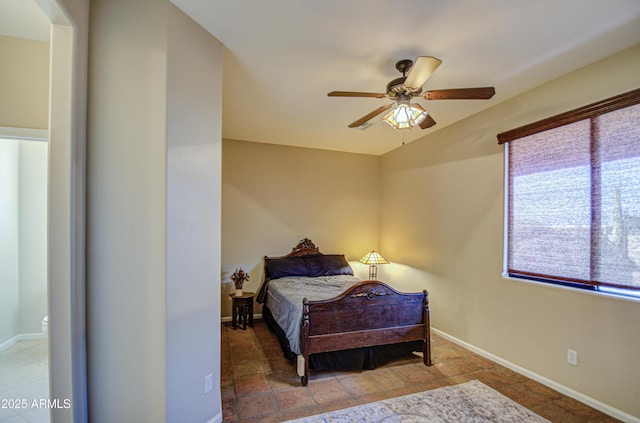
[
  {"left": 4, "top": 1, "right": 640, "bottom": 155},
  {"left": 0, "top": 0, "right": 50, "bottom": 41},
  {"left": 172, "top": 0, "right": 640, "bottom": 155}
]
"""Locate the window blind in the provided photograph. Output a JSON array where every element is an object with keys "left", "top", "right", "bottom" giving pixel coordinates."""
[{"left": 499, "top": 89, "right": 640, "bottom": 297}]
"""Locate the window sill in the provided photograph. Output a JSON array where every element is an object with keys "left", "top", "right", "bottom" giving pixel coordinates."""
[{"left": 501, "top": 272, "right": 640, "bottom": 303}]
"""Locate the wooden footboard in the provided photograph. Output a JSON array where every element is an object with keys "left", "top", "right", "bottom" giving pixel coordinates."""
[{"left": 300, "top": 281, "right": 431, "bottom": 385}]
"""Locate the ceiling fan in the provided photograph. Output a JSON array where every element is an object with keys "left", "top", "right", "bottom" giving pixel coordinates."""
[{"left": 328, "top": 56, "right": 495, "bottom": 130}]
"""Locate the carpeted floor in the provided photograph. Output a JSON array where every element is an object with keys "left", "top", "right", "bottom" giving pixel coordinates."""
[{"left": 285, "top": 380, "right": 550, "bottom": 422}]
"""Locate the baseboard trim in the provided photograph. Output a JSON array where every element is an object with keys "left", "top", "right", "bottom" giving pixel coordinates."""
[
  {"left": 0, "top": 332, "right": 47, "bottom": 352},
  {"left": 432, "top": 328, "right": 639, "bottom": 423},
  {"left": 0, "top": 337, "right": 17, "bottom": 352},
  {"left": 206, "top": 410, "right": 222, "bottom": 423}
]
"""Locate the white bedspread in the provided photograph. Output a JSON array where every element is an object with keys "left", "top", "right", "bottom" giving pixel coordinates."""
[{"left": 264, "top": 275, "right": 361, "bottom": 355}]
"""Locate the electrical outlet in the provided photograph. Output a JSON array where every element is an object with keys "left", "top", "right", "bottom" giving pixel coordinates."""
[
  {"left": 567, "top": 349, "right": 578, "bottom": 366},
  {"left": 204, "top": 373, "right": 213, "bottom": 394}
]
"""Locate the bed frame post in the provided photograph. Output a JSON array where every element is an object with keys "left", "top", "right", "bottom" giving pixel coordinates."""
[
  {"left": 301, "top": 298, "right": 310, "bottom": 386},
  {"left": 423, "top": 290, "right": 432, "bottom": 366}
]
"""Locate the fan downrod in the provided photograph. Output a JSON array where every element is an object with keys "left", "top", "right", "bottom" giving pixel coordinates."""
[{"left": 395, "top": 59, "right": 413, "bottom": 76}]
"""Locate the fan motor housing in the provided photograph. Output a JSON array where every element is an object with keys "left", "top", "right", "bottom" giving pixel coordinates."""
[
  {"left": 387, "top": 77, "right": 422, "bottom": 96},
  {"left": 386, "top": 59, "right": 423, "bottom": 96}
]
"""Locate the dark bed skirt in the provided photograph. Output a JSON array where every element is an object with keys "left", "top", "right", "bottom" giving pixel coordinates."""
[{"left": 261, "top": 305, "right": 422, "bottom": 371}]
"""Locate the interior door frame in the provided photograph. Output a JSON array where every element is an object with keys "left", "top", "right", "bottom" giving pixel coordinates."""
[{"left": 36, "top": 0, "right": 89, "bottom": 421}]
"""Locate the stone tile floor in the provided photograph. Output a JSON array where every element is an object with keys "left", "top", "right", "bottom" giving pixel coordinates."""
[
  {"left": 0, "top": 340, "right": 50, "bottom": 423},
  {"left": 221, "top": 320, "right": 620, "bottom": 423}
]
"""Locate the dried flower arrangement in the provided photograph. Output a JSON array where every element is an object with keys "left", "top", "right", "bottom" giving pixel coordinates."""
[{"left": 230, "top": 268, "right": 250, "bottom": 290}]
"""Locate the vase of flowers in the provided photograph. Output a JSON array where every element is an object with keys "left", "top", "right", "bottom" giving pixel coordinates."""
[{"left": 231, "top": 268, "right": 250, "bottom": 297}]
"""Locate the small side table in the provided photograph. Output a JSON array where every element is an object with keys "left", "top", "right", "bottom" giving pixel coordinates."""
[{"left": 229, "top": 292, "right": 255, "bottom": 330}]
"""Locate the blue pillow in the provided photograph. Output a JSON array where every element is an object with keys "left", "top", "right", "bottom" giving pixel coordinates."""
[
  {"left": 305, "top": 254, "right": 353, "bottom": 277},
  {"left": 266, "top": 257, "right": 310, "bottom": 279}
]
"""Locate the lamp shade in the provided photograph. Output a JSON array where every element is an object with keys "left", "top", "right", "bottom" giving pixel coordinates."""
[
  {"left": 382, "top": 95, "right": 428, "bottom": 130},
  {"left": 359, "top": 250, "right": 390, "bottom": 265}
]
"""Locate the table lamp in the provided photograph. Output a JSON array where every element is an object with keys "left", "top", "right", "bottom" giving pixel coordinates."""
[{"left": 359, "top": 250, "right": 390, "bottom": 280}]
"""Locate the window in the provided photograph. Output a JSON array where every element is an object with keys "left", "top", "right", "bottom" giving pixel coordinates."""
[{"left": 498, "top": 88, "right": 640, "bottom": 299}]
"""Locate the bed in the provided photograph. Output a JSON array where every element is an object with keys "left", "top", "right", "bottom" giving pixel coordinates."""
[{"left": 256, "top": 238, "right": 432, "bottom": 385}]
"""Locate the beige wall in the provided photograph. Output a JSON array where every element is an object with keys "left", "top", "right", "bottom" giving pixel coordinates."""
[
  {"left": 87, "top": 2, "right": 168, "bottom": 419},
  {"left": 220, "top": 46, "right": 640, "bottom": 418},
  {"left": 222, "top": 139, "right": 380, "bottom": 317},
  {"left": 87, "top": 2, "right": 222, "bottom": 421},
  {"left": 166, "top": 4, "right": 223, "bottom": 421},
  {"left": 0, "top": 35, "right": 49, "bottom": 130},
  {"left": 380, "top": 44, "right": 640, "bottom": 418}
]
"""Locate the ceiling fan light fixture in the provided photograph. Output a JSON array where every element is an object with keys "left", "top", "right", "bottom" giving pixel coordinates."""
[
  {"left": 329, "top": 57, "right": 495, "bottom": 132},
  {"left": 383, "top": 97, "right": 428, "bottom": 130}
]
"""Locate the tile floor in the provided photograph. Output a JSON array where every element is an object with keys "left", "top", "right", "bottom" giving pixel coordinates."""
[
  {"left": 0, "top": 340, "right": 50, "bottom": 423},
  {"left": 221, "top": 320, "right": 620, "bottom": 423}
]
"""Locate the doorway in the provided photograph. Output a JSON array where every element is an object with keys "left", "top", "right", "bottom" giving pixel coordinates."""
[
  {"left": 1, "top": 0, "right": 87, "bottom": 421},
  {"left": 0, "top": 131, "right": 49, "bottom": 423}
]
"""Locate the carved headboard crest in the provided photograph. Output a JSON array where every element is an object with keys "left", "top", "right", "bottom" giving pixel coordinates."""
[{"left": 290, "top": 238, "right": 320, "bottom": 256}]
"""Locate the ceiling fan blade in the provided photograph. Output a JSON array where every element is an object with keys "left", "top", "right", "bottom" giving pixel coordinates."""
[
  {"left": 423, "top": 87, "right": 496, "bottom": 100},
  {"left": 403, "top": 56, "right": 442, "bottom": 89},
  {"left": 328, "top": 91, "right": 386, "bottom": 98},
  {"left": 348, "top": 103, "right": 394, "bottom": 128},
  {"left": 419, "top": 114, "right": 437, "bottom": 129}
]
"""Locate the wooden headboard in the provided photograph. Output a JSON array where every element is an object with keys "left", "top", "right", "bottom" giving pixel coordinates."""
[
  {"left": 279, "top": 238, "right": 321, "bottom": 258},
  {"left": 257, "top": 238, "right": 323, "bottom": 302},
  {"left": 264, "top": 238, "right": 322, "bottom": 263}
]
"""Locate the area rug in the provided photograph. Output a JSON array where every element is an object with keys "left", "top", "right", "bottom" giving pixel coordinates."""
[{"left": 285, "top": 380, "right": 550, "bottom": 422}]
